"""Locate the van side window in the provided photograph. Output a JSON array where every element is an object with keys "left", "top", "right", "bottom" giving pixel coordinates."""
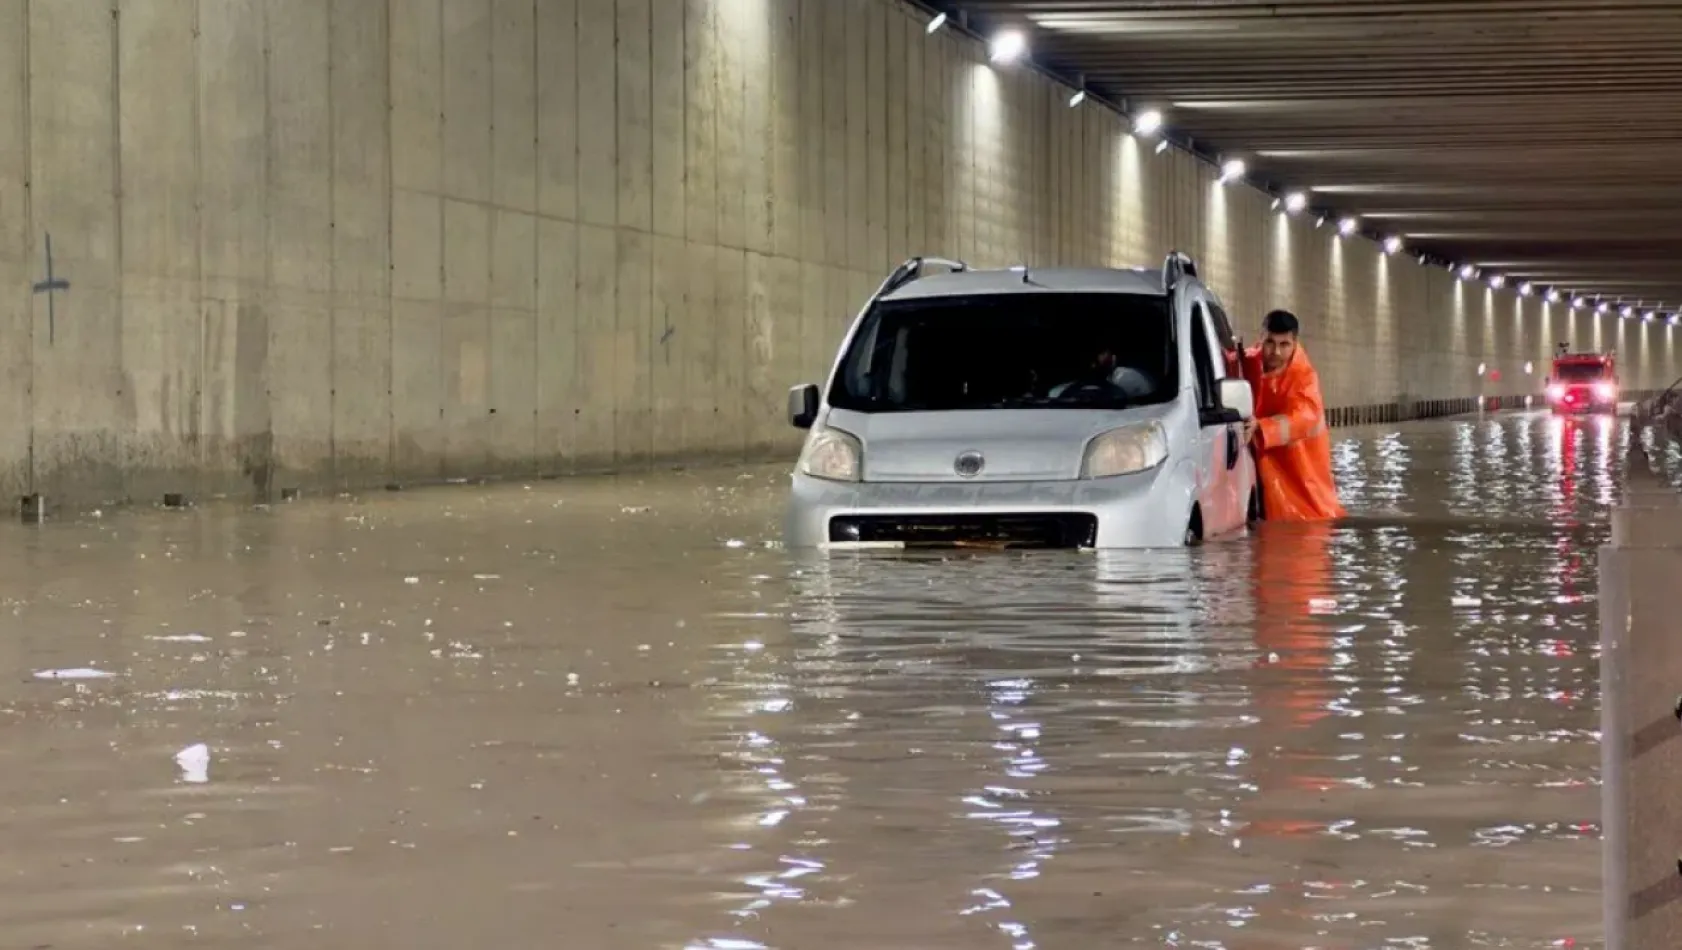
[
  {"left": 1208, "top": 302, "right": 1237, "bottom": 352},
  {"left": 1189, "top": 302, "right": 1219, "bottom": 412}
]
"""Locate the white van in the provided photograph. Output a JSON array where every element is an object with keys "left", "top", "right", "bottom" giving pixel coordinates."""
[{"left": 783, "top": 252, "right": 1260, "bottom": 549}]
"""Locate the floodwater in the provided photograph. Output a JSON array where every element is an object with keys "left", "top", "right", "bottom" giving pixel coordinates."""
[{"left": 0, "top": 410, "right": 1624, "bottom": 948}]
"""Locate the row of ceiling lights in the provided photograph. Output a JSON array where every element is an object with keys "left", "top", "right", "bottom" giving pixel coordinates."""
[{"left": 926, "top": 11, "right": 1677, "bottom": 327}]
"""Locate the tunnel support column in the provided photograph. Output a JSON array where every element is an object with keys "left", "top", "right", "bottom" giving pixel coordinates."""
[{"left": 1600, "top": 460, "right": 1682, "bottom": 949}]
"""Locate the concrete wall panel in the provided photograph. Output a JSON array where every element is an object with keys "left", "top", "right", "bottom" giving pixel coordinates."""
[
  {"left": 0, "top": 0, "right": 28, "bottom": 499},
  {"left": 650, "top": 0, "right": 687, "bottom": 242},
  {"left": 681, "top": 241, "right": 718, "bottom": 457},
  {"left": 118, "top": 0, "right": 200, "bottom": 499},
  {"left": 391, "top": 298, "right": 444, "bottom": 479},
  {"left": 1, "top": 0, "right": 1677, "bottom": 507},
  {"left": 535, "top": 0, "right": 577, "bottom": 222},
  {"left": 487, "top": 305, "right": 536, "bottom": 471},
  {"left": 441, "top": 0, "right": 492, "bottom": 206},
  {"left": 713, "top": 1, "right": 747, "bottom": 253},
  {"left": 534, "top": 217, "right": 578, "bottom": 472},
  {"left": 614, "top": 228, "right": 653, "bottom": 467},
  {"left": 31, "top": 0, "right": 123, "bottom": 503},
  {"left": 573, "top": 223, "right": 615, "bottom": 468},
  {"left": 440, "top": 306, "right": 490, "bottom": 474}
]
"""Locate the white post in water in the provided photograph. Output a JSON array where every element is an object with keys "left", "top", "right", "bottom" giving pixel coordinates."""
[{"left": 1600, "top": 448, "right": 1682, "bottom": 948}]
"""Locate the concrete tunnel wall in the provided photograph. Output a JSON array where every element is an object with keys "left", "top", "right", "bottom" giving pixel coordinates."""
[{"left": 0, "top": 0, "right": 1677, "bottom": 507}]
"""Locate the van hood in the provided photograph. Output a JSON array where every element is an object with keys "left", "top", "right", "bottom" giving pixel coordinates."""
[{"left": 827, "top": 404, "right": 1178, "bottom": 483}]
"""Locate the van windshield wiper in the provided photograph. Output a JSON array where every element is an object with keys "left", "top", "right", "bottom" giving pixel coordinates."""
[{"left": 987, "top": 393, "right": 1133, "bottom": 410}]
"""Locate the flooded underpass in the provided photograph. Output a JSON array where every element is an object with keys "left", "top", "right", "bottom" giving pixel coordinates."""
[{"left": 0, "top": 409, "right": 1626, "bottom": 949}]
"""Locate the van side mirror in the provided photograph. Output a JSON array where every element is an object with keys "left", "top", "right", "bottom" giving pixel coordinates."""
[
  {"left": 788, "top": 383, "right": 820, "bottom": 429},
  {"left": 1218, "top": 378, "right": 1254, "bottom": 421}
]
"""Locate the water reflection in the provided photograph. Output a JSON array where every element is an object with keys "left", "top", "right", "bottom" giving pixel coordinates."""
[
  {"left": 699, "top": 411, "right": 1610, "bottom": 948},
  {"left": 0, "top": 411, "right": 1615, "bottom": 949}
]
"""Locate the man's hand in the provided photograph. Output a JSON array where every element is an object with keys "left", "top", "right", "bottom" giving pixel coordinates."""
[{"left": 1242, "top": 419, "right": 1260, "bottom": 446}]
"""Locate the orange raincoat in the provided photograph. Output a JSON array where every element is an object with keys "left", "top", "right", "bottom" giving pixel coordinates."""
[{"left": 1239, "top": 344, "right": 1346, "bottom": 521}]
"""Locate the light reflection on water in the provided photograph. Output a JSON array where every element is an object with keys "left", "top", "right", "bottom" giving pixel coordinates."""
[
  {"left": 0, "top": 410, "right": 1622, "bottom": 949},
  {"left": 696, "top": 411, "right": 1618, "bottom": 949}
]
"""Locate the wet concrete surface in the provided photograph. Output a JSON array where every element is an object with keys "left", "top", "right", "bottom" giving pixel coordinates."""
[{"left": 0, "top": 410, "right": 1625, "bottom": 948}]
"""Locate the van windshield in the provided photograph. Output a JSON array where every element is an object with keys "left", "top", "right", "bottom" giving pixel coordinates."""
[{"left": 828, "top": 292, "right": 1178, "bottom": 413}]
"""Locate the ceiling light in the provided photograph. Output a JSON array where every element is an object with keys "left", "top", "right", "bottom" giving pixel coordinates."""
[
  {"left": 1383, "top": 235, "right": 1402, "bottom": 255},
  {"left": 1270, "top": 197, "right": 1281, "bottom": 210},
  {"left": 1315, "top": 215, "right": 1326, "bottom": 229},
  {"left": 989, "top": 29, "right": 1026, "bottom": 64},
  {"left": 1284, "top": 191, "right": 1308, "bottom": 214},
  {"left": 1572, "top": 296, "right": 1585, "bottom": 309},
  {"left": 1133, "top": 110, "right": 1163, "bottom": 137},
  {"left": 1621, "top": 305, "right": 1634, "bottom": 318},
  {"left": 1068, "top": 89, "right": 1085, "bottom": 108},
  {"left": 1670, "top": 314, "right": 1679, "bottom": 327},
  {"left": 1218, "top": 159, "right": 1245, "bottom": 184},
  {"left": 926, "top": 12, "right": 947, "bottom": 34},
  {"left": 1458, "top": 264, "right": 1476, "bottom": 280},
  {"left": 1546, "top": 289, "right": 1561, "bottom": 303},
  {"left": 1596, "top": 301, "right": 1610, "bottom": 315},
  {"left": 1645, "top": 311, "right": 1656, "bottom": 322},
  {"left": 1154, "top": 139, "right": 1168, "bottom": 154},
  {"left": 1489, "top": 274, "right": 1505, "bottom": 289},
  {"left": 1519, "top": 282, "right": 1534, "bottom": 297},
  {"left": 1337, "top": 217, "right": 1358, "bottom": 236}
]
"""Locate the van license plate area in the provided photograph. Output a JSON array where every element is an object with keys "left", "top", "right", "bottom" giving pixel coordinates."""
[{"left": 828, "top": 513, "right": 1098, "bottom": 550}]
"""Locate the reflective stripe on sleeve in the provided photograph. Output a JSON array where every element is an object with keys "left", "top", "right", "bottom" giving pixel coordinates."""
[
  {"left": 1268, "top": 414, "right": 1291, "bottom": 445},
  {"left": 1264, "top": 413, "right": 1328, "bottom": 447}
]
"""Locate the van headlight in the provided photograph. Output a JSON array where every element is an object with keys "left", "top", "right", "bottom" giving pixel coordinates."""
[
  {"left": 798, "top": 426, "right": 863, "bottom": 482},
  {"left": 1080, "top": 422, "right": 1169, "bottom": 479}
]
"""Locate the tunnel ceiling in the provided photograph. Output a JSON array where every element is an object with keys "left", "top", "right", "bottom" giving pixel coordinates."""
[{"left": 935, "top": 0, "right": 1682, "bottom": 313}]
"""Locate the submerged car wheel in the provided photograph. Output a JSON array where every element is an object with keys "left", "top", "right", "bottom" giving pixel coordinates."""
[{"left": 1185, "top": 506, "right": 1204, "bottom": 546}]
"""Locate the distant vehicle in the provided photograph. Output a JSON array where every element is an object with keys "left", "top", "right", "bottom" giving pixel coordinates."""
[
  {"left": 782, "top": 252, "right": 1259, "bottom": 550},
  {"left": 1545, "top": 351, "right": 1618, "bottom": 414}
]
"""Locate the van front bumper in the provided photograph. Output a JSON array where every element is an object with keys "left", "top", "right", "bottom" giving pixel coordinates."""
[{"left": 783, "top": 465, "right": 1196, "bottom": 550}]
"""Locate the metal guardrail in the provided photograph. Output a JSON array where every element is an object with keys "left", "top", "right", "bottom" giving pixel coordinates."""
[{"left": 1601, "top": 388, "right": 1682, "bottom": 948}]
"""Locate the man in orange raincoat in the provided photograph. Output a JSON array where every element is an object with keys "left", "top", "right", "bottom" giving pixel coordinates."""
[{"left": 1238, "top": 310, "right": 1346, "bottom": 521}]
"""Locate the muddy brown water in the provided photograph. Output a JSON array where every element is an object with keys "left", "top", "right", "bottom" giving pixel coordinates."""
[{"left": 0, "top": 411, "right": 1625, "bottom": 948}]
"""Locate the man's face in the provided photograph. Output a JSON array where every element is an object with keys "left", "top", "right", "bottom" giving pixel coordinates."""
[
  {"left": 1096, "top": 349, "right": 1117, "bottom": 372},
  {"left": 1261, "top": 331, "right": 1297, "bottom": 373}
]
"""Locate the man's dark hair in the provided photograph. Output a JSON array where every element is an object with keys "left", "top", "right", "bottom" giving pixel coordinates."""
[{"left": 1263, "top": 309, "right": 1300, "bottom": 336}]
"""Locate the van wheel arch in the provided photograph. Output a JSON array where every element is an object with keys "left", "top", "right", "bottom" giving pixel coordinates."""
[{"left": 1185, "top": 504, "right": 1204, "bottom": 546}]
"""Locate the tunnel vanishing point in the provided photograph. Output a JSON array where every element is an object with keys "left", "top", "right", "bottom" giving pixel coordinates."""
[{"left": 2, "top": 0, "right": 1679, "bottom": 509}]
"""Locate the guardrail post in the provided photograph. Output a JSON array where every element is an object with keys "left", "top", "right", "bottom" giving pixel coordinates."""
[{"left": 1601, "top": 458, "right": 1682, "bottom": 948}]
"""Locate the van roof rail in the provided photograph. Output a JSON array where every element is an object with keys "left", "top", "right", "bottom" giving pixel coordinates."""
[
  {"left": 877, "top": 256, "right": 970, "bottom": 298},
  {"left": 1162, "top": 251, "right": 1198, "bottom": 292}
]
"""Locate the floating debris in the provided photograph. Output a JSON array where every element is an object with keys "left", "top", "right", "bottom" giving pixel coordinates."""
[
  {"left": 175, "top": 743, "right": 210, "bottom": 784},
  {"left": 33, "top": 668, "right": 117, "bottom": 681}
]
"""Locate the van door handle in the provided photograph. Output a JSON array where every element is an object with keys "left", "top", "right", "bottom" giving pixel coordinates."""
[{"left": 1225, "top": 426, "right": 1240, "bottom": 470}]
